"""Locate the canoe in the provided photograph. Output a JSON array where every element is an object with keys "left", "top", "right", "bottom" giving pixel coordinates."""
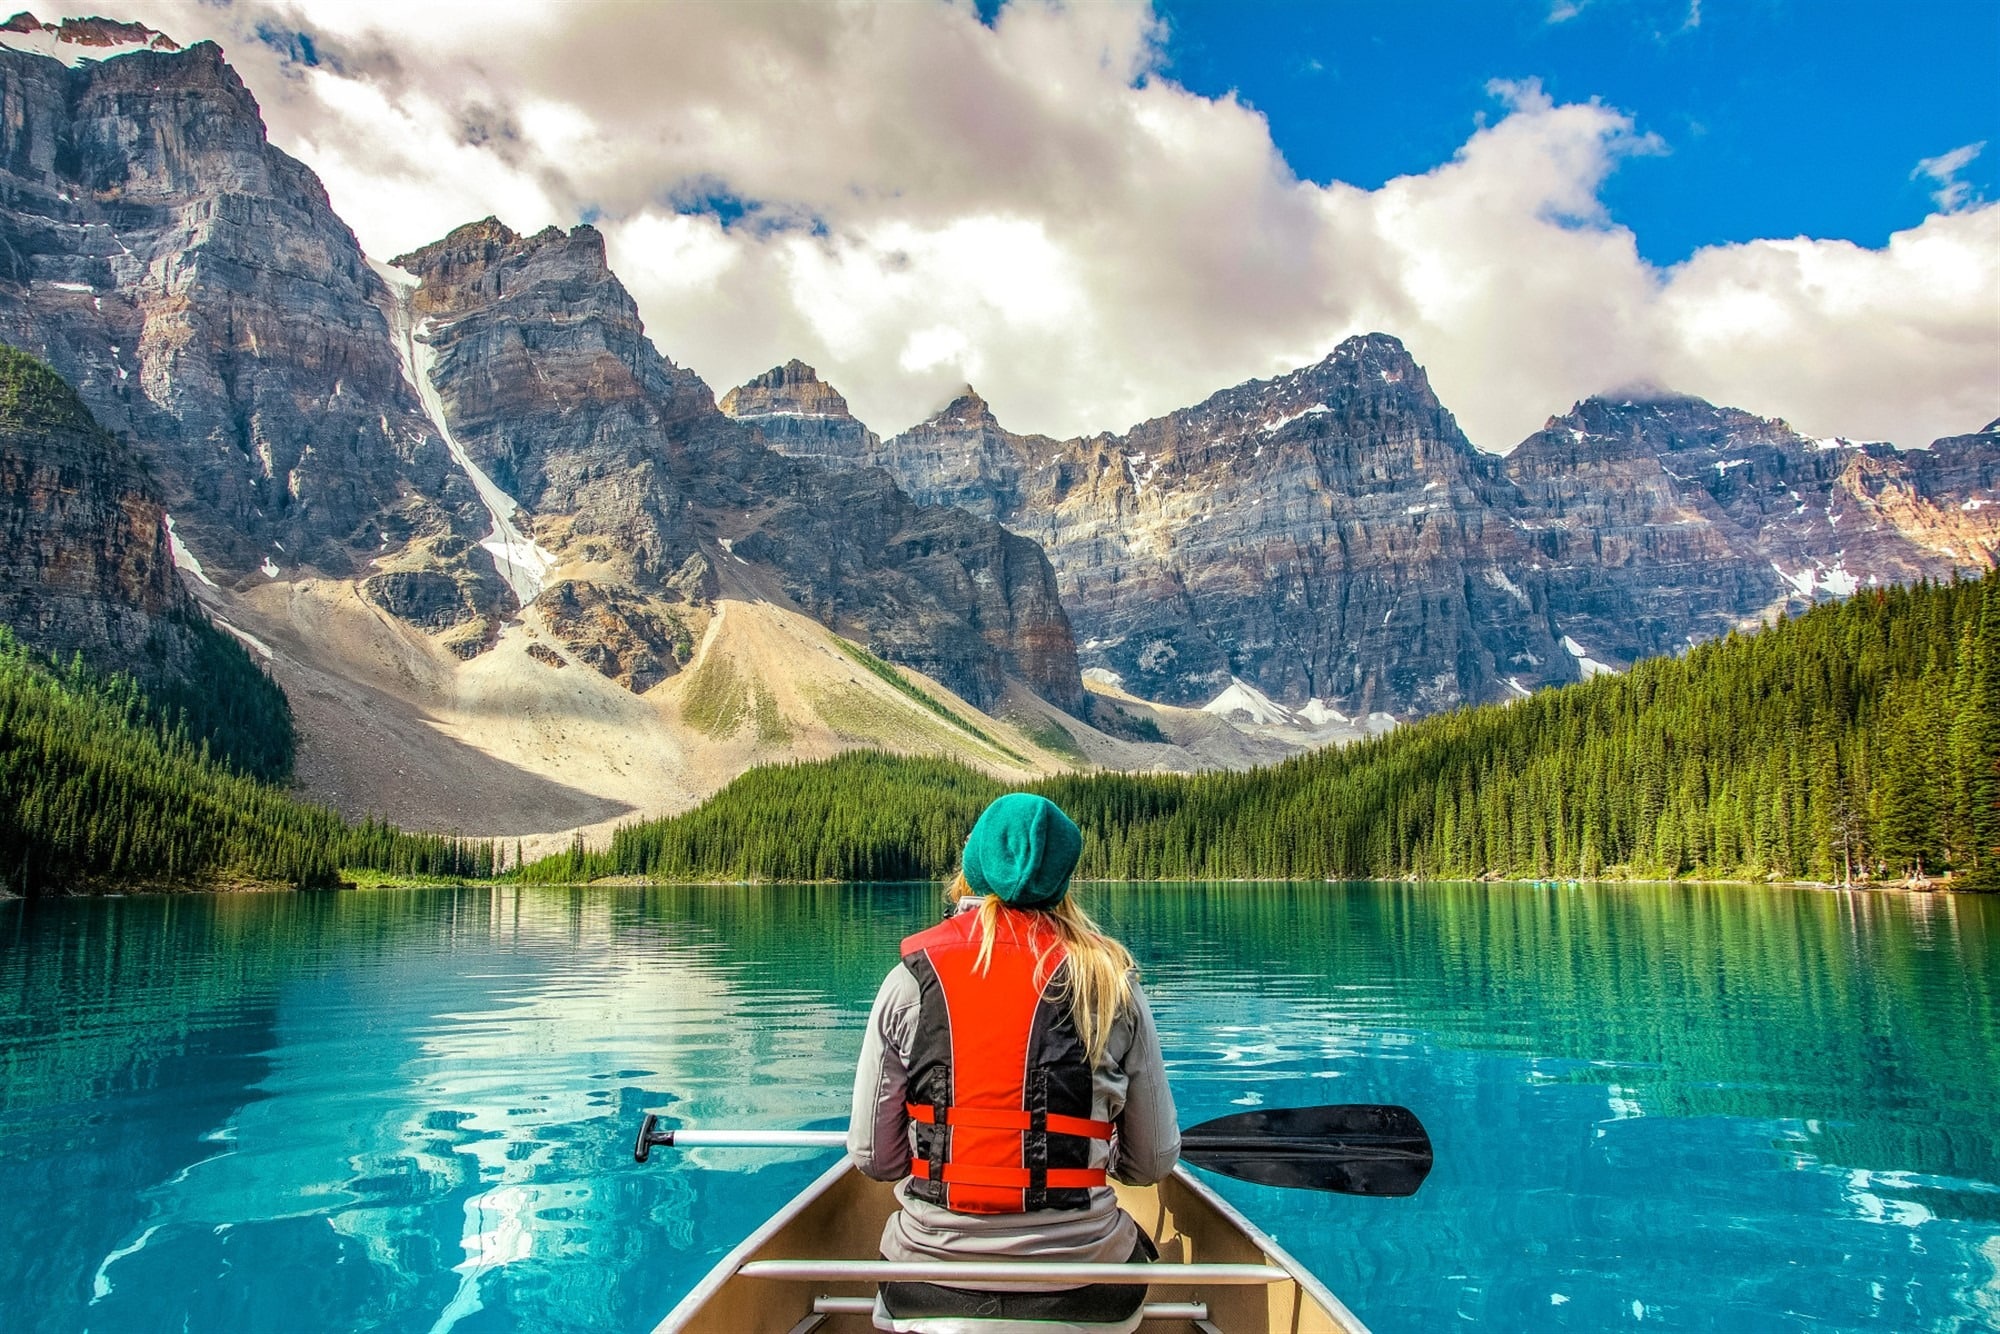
[{"left": 653, "top": 1157, "right": 1371, "bottom": 1334}]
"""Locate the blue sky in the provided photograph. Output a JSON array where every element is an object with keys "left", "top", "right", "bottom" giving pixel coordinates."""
[{"left": 1147, "top": 0, "right": 1997, "bottom": 264}]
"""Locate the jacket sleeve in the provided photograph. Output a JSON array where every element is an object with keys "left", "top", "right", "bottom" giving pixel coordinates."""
[
  {"left": 848, "top": 963, "right": 920, "bottom": 1181},
  {"left": 1110, "top": 979, "right": 1181, "bottom": 1185}
]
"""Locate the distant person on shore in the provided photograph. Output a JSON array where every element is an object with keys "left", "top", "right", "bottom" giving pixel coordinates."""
[{"left": 848, "top": 792, "right": 1180, "bottom": 1332}]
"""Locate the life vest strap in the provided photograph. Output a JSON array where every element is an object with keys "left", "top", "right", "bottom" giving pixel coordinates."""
[
  {"left": 923, "top": 1162, "right": 1109, "bottom": 1190},
  {"left": 906, "top": 1102, "right": 1114, "bottom": 1140}
]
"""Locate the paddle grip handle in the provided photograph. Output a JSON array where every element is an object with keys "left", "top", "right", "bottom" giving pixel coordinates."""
[{"left": 634, "top": 1112, "right": 675, "bottom": 1163}]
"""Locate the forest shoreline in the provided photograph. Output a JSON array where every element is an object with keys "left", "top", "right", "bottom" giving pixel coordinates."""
[{"left": 8, "top": 871, "right": 1987, "bottom": 901}]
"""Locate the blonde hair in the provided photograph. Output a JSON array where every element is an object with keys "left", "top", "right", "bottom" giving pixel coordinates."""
[{"left": 947, "top": 872, "right": 1135, "bottom": 1066}]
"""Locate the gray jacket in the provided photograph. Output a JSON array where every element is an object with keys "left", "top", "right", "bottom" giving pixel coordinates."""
[{"left": 847, "top": 926, "right": 1180, "bottom": 1265}]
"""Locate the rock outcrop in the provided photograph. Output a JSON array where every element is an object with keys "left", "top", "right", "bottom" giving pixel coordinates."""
[
  {"left": 0, "top": 14, "right": 181, "bottom": 61},
  {"left": 532, "top": 579, "right": 691, "bottom": 693},
  {"left": 0, "top": 344, "right": 200, "bottom": 674},
  {"left": 719, "top": 358, "right": 880, "bottom": 467},
  {"left": 1504, "top": 396, "right": 2000, "bottom": 668}
]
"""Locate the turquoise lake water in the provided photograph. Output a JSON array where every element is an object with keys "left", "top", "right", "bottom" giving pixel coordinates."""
[{"left": 1, "top": 882, "right": 1996, "bottom": 1333}]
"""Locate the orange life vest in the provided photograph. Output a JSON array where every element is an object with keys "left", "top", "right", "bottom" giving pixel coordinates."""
[{"left": 900, "top": 907, "right": 1114, "bottom": 1214}]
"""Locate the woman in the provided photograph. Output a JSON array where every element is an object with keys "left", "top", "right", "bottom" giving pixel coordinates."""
[{"left": 848, "top": 792, "right": 1180, "bottom": 1333}]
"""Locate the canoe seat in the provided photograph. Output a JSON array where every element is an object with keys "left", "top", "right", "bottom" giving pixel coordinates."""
[
  {"left": 874, "top": 1277, "right": 1144, "bottom": 1334},
  {"left": 800, "top": 1294, "right": 1216, "bottom": 1333}
]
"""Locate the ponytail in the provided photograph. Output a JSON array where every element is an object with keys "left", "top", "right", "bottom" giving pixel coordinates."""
[{"left": 946, "top": 873, "right": 1136, "bottom": 1066}]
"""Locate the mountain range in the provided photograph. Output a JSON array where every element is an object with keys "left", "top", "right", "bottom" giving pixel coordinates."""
[
  {"left": 0, "top": 20, "right": 1993, "bottom": 846},
  {"left": 726, "top": 347, "right": 1998, "bottom": 718}
]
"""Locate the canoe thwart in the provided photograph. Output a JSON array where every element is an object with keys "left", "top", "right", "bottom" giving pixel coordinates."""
[
  {"left": 810, "top": 1297, "right": 1212, "bottom": 1319},
  {"left": 738, "top": 1259, "right": 1293, "bottom": 1284}
]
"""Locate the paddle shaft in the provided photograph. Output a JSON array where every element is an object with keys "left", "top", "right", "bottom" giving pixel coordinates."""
[
  {"left": 635, "top": 1128, "right": 1412, "bottom": 1154},
  {"left": 644, "top": 1128, "right": 848, "bottom": 1151},
  {"left": 634, "top": 1104, "right": 1432, "bottom": 1196}
]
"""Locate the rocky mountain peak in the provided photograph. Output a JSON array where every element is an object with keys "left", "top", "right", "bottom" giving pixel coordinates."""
[
  {"left": 718, "top": 358, "right": 853, "bottom": 420},
  {"left": 1520, "top": 392, "right": 1803, "bottom": 465},
  {"left": 1136, "top": 331, "right": 1460, "bottom": 455},
  {"left": 1328, "top": 330, "right": 1419, "bottom": 372},
  {"left": 394, "top": 216, "right": 520, "bottom": 268},
  {"left": 393, "top": 220, "right": 618, "bottom": 318},
  {"left": 916, "top": 385, "right": 997, "bottom": 431},
  {"left": 0, "top": 12, "right": 180, "bottom": 64}
]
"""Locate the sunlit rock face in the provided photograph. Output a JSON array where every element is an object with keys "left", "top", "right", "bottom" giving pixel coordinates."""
[
  {"left": 0, "top": 38, "right": 457, "bottom": 581},
  {"left": 1506, "top": 398, "right": 2000, "bottom": 669},
  {"left": 738, "top": 342, "right": 1997, "bottom": 719},
  {"left": 0, "top": 38, "right": 1084, "bottom": 712},
  {"left": 391, "top": 218, "right": 711, "bottom": 598},
  {"left": 747, "top": 335, "right": 1570, "bottom": 716},
  {"left": 720, "top": 359, "right": 881, "bottom": 470}
]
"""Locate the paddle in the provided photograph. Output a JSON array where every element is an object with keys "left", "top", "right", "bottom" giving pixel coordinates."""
[{"left": 634, "top": 1102, "right": 1431, "bottom": 1197}]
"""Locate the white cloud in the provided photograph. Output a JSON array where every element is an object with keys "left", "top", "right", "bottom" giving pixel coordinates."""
[
  {"left": 1913, "top": 141, "right": 1986, "bottom": 213},
  {"left": 73, "top": 1, "right": 2000, "bottom": 448}
]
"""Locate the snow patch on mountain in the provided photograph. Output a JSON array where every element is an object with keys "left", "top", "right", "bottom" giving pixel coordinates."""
[
  {"left": 1561, "top": 634, "right": 1616, "bottom": 679},
  {"left": 1260, "top": 403, "right": 1329, "bottom": 434},
  {"left": 1483, "top": 566, "right": 1531, "bottom": 606},
  {"left": 373, "top": 258, "right": 558, "bottom": 608},
  {"left": 1297, "top": 697, "right": 1348, "bottom": 726},
  {"left": 1202, "top": 676, "right": 1296, "bottom": 726},
  {"left": 162, "top": 514, "right": 215, "bottom": 589},
  {"left": 1772, "top": 559, "right": 1860, "bottom": 599}
]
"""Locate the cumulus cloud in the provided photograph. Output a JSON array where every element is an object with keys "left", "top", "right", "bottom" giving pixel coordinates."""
[{"left": 85, "top": 0, "right": 2000, "bottom": 448}]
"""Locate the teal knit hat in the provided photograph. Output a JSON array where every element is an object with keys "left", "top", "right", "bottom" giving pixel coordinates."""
[{"left": 961, "top": 793, "right": 1082, "bottom": 908}]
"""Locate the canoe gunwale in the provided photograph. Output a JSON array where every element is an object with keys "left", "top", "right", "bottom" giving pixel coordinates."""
[
  {"left": 651, "top": 1156, "right": 855, "bottom": 1334},
  {"left": 1168, "top": 1163, "right": 1371, "bottom": 1332}
]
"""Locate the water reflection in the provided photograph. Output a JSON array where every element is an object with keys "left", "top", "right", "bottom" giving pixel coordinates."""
[{"left": 1, "top": 882, "right": 1995, "bottom": 1333}]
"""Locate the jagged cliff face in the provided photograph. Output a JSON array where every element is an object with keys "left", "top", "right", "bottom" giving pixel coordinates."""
[
  {"left": 0, "top": 38, "right": 456, "bottom": 580},
  {"left": 383, "top": 218, "right": 1081, "bottom": 710},
  {"left": 0, "top": 344, "right": 199, "bottom": 674},
  {"left": 1505, "top": 398, "right": 2000, "bottom": 667},
  {"left": 0, "top": 38, "right": 1082, "bottom": 716},
  {"left": 737, "top": 341, "right": 1998, "bottom": 717},
  {"left": 766, "top": 336, "right": 1569, "bottom": 714}
]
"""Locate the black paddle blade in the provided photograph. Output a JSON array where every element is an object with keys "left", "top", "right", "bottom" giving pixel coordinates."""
[{"left": 1179, "top": 1103, "right": 1433, "bottom": 1197}]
